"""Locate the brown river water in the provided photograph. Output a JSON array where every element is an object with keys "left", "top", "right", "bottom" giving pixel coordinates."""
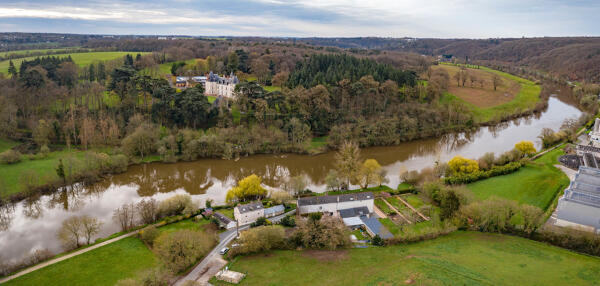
[{"left": 0, "top": 91, "right": 583, "bottom": 263}]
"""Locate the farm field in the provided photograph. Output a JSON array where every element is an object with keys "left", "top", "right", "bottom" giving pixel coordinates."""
[
  {"left": 213, "top": 231, "right": 600, "bottom": 286},
  {"left": 466, "top": 147, "right": 569, "bottom": 210},
  {"left": 1, "top": 47, "right": 81, "bottom": 58},
  {"left": 0, "top": 52, "right": 148, "bottom": 73},
  {"left": 438, "top": 63, "right": 541, "bottom": 123}
]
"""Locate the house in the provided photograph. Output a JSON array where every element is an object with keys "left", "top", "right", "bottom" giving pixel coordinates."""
[
  {"left": 297, "top": 192, "right": 374, "bottom": 215},
  {"left": 264, "top": 204, "right": 285, "bottom": 218},
  {"left": 234, "top": 201, "right": 264, "bottom": 225},
  {"left": 555, "top": 166, "right": 600, "bottom": 233},
  {"left": 205, "top": 71, "right": 239, "bottom": 98},
  {"left": 590, "top": 118, "right": 600, "bottom": 147},
  {"left": 339, "top": 206, "right": 393, "bottom": 239},
  {"left": 213, "top": 211, "right": 236, "bottom": 229},
  {"left": 174, "top": 76, "right": 207, "bottom": 89}
]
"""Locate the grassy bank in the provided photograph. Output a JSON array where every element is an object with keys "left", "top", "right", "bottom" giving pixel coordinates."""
[
  {"left": 213, "top": 231, "right": 600, "bottom": 286},
  {"left": 4, "top": 218, "right": 213, "bottom": 286},
  {"left": 466, "top": 147, "right": 569, "bottom": 210}
]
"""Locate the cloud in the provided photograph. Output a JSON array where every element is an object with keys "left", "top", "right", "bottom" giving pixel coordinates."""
[{"left": 0, "top": 0, "right": 598, "bottom": 37}]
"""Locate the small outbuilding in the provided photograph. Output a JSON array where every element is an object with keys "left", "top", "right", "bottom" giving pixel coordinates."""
[
  {"left": 215, "top": 269, "right": 246, "bottom": 284},
  {"left": 213, "top": 211, "right": 236, "bottom": 229}
]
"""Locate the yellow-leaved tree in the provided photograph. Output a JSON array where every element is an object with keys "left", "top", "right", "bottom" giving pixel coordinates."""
[
  {"left": 358, "top": 159, "right": 384, "bottom": 189},
  {"left": 226, "top": 174, "right": 267, "bottom": 203},
  {"left": 514, "top": 141, "right": 536, "bottom": 156},
  {"left": 448, "top": 156, "right": 479, "bottom": 175}
]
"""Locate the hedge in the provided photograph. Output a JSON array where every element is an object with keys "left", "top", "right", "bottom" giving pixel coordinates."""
[{"left": 444, "top": 161, "right": 522, "bottom": 185}]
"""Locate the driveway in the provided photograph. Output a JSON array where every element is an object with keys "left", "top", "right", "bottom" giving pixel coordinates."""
[{"left": 174, "top": 210, "right": 295, "bottom": 285}]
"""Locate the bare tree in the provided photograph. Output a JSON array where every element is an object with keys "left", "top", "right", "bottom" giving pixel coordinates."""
[
  {"left": 113, "top": 203, "right": 136, "bottom": 232},
  {"left": 81, "top": 215, "right": 102, "bottom": 245},
  {"left": 492, "top": 74, "right": 502, "bottom": 91},
  {"left": 58, "top": 216, "right": 84, "bottom": 249},
  {"left": 137, "top": 198, "right": 158, "bottom": 225}
]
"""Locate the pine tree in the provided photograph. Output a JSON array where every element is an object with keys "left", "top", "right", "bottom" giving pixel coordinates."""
[{"left": 7, "top": 60, "right": 17, "bottom": 78}]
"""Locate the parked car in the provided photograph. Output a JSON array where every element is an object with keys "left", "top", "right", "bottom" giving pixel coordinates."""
[{"left": 219, "top": 247, "right": 229, "bottom": 255}]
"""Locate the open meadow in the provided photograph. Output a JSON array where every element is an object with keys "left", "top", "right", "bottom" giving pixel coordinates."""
[
  {"left": 437, "top": 64, "right": 541, "bottom": 123},
  {"left": 213, "top": 231, "right": 600, "bottom": 286},
  {"left": 0, "top": 52, "right": 149, "bottom": 73},
  {"left": 466, "top": 147, "right": 569, "bottom": 210}
]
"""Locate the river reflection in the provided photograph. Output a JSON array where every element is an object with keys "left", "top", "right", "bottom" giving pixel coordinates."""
[{"left": 0, "top": 93, "right": 583, "bottom": 263}]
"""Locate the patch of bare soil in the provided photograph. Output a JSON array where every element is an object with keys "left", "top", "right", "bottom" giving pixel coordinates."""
[
  {"left": 447, "top": 84, "right": 519, "bottom": 108},
  {"left": 302, "top": 249, "right": 349, "bottom": 262}
]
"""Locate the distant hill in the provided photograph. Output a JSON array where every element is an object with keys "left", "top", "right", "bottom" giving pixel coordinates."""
[{"left": 300, "top": 37, "right": 600, "bottom": 83}]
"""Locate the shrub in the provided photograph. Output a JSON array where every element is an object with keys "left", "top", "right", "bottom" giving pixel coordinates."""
[
  {"left": 448, "top": 156, "right": 479, "bottom": 174},
  {"left": 139, "top": 226, "right": 160, "bottom": 246},
  {"left": 270, "top": 191, "right": 293, "bottom": 204},
  {"left": 251, "top": 216, "right": 270, "bottom": 227},
  {"left": 0, "top": 149, "right": 22, "bottom": 164},
  {"left": 229, "top": 225, "right": 286, "bottom": 256},
  {"left": 292, "top": 216, "right": 351, "bottom": 250},
  {"left": 371, "top": 235, "right": 384, "bottom": 246},
  {"left": 515, "top": 141, "right": 536, "bottom": 156},
  {"left": 154, "top": 230, "right": 216, "bottom": 273},
  {"left": 457, "top": 197, "right": 543, "bottom": 235},
  {"left": 280, "top": 214, "right": 296, "bottom": 227},
  {"left": 158, "top": 194, "right": 197, "bottom": 218},
  {"left": 444, "top": 161, "right": 522, "bottom": 185}
]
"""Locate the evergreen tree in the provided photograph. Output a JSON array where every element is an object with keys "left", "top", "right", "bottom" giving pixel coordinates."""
[
  {"left": 88, "top": 64, "right": 96, "bottom": 82},
  {"left": 7, "top": 60, "right": 17, "bottom": 78}
]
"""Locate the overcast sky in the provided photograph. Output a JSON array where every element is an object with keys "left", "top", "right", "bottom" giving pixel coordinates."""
[{"left": 0, "top": 0, "right": 598, "bottom": 38}]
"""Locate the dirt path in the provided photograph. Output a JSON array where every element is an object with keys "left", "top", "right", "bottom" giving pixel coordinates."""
[
  {"left": 396, "top": 196, "right": 430, "bottom": 221},
  {"left": 373, "top": 205, "right": 387, "bottom": 219},
  {"left": 0, "top": 231, "right": 137, "bottom": 284},
  {"left": 381, "top": 198, "right": 412, "bottom": 224}
]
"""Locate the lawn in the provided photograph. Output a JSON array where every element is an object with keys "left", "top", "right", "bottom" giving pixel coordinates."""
[
  {"left": 374, "top": 198, "right": 392, "bottom": 214},
  {"left": 0, "top": 138, "right": 18, "bottom": 152},
  {"left": 307, "top": 136, "right": 328, "bottom": 152},
  {"left": 0, "top": 52, "right": 149, "bottom": 73},
  {"left": 439, "top": 63, "right": 541, "bottom": 123},
  {"left": 207, "top": 95, "right": 217, "bottom": 103},
  {"left": 263, "top": 85, "right": 281, "bottom": 92},
  {"left": 213, "top": 231, "right": 600, "bottom": 286},
  {"left": 1, "top": 47, "right": 81, "bottom": 58},
  {"left": 0, "top": 148, "right": 89, "bottom": 198},
  {"left": 216, "top": 208, "right": 235, "bottom": 220},
  {"left": 4, "top": 237, "right": 158, "bottom": 286},
  {"left": 401, "top": 194, "right": 425, "bottom": 209},
  {"left": 466, "top": 147, "right": 569, "bottom": 210}
]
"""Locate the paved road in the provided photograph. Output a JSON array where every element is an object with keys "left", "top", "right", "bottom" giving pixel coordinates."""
[
  {"left": 0, "top": 231, "right": 137, "bottom": 284},
  {"left": 175, "top": 210, "right": 296, "bottom": 285}
]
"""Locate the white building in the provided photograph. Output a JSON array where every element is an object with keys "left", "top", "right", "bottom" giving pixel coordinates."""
[
  {"left": 205, "top": 71, "right": 239, "bottom": 98},
  {"left": 213, "top": 211, "right": 236, "bottom": 229},
  {"left": 234, "top": 202, "right": 264, "bottom": 225},
  {"left": 297, "top": 192, "right": 374, "bottom": 215},
  {"left": 555, "top": 166, "right": 600, "bottom": 233},
  {"left": 590, "top": 118, "right": 600, "bottom": 147}
]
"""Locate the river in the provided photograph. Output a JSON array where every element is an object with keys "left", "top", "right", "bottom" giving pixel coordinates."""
[{"left": 0, "top": 90, "right": 583, "bottom": 264}]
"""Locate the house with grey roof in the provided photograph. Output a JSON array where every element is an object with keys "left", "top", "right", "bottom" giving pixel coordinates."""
[
  {"left": 338, "top": 206, "right": 393, "bottom": 239},
  {"left": 264, "top": 204, "right": 285, "bottom": 218},
  {"left": 297, "top": 192, "right": 374, "bottom": 215},
  {"left": 234, "top": 201, "right": 264, "bottom": 225},
  {"left": 213, "top": 211, "right": 236, "bottom": 229},
  {"left": 205, "top": 71, "right": 239, "bottom": 98},
  {"left": 555, "top": 166, "right": 600, "bottom": 233}
]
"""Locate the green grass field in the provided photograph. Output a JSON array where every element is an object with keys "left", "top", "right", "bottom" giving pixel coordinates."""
[
  {"left": 1, "top": 48, "right": 81, "bottom": 58},
  {"left": 263, "top": 85, "right": 281, "bottom": 92},
  {"left": 402, "top": 194, "right": 425, "bottom": 209},
  {"left": 216, "top": 208, "right": 235, "bottom": 220},
  {"left": 213, "top": 231, "right": 600, "bottom": 286},
  {"left": 0, "top": 52, "right": 149, "bottom": 73},
  {"left": 0, "top": 138, "right": 18, "bottom": 152},
  {"left": 0, "top": 148, "right": 90, "bottom": 198},
  {"left": 439, "top": 63, "right": 541, "bottom": 123},
  {"left": 4, "top": 237, "right": 157, "bottom": 286},
  {"left": 466, "top": 147, "right": 569, "bottom": 210}
]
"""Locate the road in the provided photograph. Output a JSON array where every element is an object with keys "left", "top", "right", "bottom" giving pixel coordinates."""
[{"left": 174, "top": 210, "right": 296, "bottom": 285}]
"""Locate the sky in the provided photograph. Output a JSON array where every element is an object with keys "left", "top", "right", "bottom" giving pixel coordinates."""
[{"left": 0, "top": 0, "right": 598, "bottom": 38}]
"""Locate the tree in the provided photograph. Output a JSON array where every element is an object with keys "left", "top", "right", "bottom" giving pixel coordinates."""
[
  {"left": 286, "top": 118, "right": 311, "bottom": 146},
  {"left": 57, "top": 216, "right": 83, "bottom": 249},
  {"left": 448, "top": 156, "right": 479, "bottom": 174},
  {"left": 286, "top": 175, "right": 307, "bottom": 195},
  {"left": 226, "top": 174, "right": 267, "bottom": 202},
  {"left": 440, "top": 190, "right": 460, "bottom": 220},
  {"left": 514, "top": 141, "right": 536, "bottom": 156},
  {"left": 113, "top": 203, "right": 136, "bottom": 232},
  {"left": 137, "top": 198, "right": 159, "bottom": 224},
  {"left": 121, "top": 124, "right": 158, "bottom": 160},
  {"left": 358, "top": 159, "right": 383, "bottom": 189},
  {"left": 81, "top": 215, "right": 102, "bottom": 245},
  {"left": 227, "top": 52, "right": 239, "bottom": 73},
  {"left": 325, "top": 169, "right": 342, "bottom": 191},
  {"left": 7, "top": 60, "right": 17, "bottom": 78},
  {"left": 56, "top": 159, "right": 66, "bottom": 183},
  {"left": 492, "top": 74, "right": 502, "bottom": 91},
  {"left": 453, "top": 72, "right": 461, "bottom": 87},
  {"left": 371, "top": 234, "right": 384, "bottom": 246},
  {"left": 154, "top": 230, "right": 216, "bottom": 273},
  {"left": 158, "top": 194, "right": 196, "bottom": 217},
  {"left": 292, "top": 216, "right": 350, "bottom": 250},
  {"left": 334, "top": 141, "right": 361, "bottom": 189},
  {"left": 271, "top": 71, "right": 289, "bottom": 87},
  {"left": 32, "top": 119, "right": 52, "bottom": 148}
]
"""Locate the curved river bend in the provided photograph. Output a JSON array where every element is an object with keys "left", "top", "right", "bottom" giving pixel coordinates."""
[{"left": 0, "top": 92, "right": 583, "bottom": 263}]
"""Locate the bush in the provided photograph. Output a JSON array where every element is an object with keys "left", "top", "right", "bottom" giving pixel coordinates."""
[
  {"left": 457, "top": 197, "right": 543, "bottom": 235},
  {"left": 448, "top": 156, "right": 479, "bottom": 175},
  {"left": 154, "top": 230, "right": 216, "bottom": 273},
  {"left": 444, "top": 161, "right": 522, "bottom": 185},
  {"left": 158, "top": 194, "right": 197, "bottom": 218},
  {"left": 139, "top": 226, "right": 160, "bottom": 246},
  {"left": 0, "top": 149, "right": 22, "bottom": 164},
  {"left": 292, "top": 216, "right": 351, "bottom": 250},
  {"left": 371, "top": 235, "right": 384, "bottom": 246},
  {"left": 229, "top": 225, "right": 287, "bottom": 256},
  {"left": 280, "top": 214, "right": 296, "bottom": 227},
  {"left": 251, "top": 216, "right": 270, "bottom": 227}
]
